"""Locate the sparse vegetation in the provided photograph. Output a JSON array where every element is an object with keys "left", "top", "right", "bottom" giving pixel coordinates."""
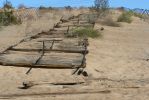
[
  {"left": 89, "top": 6, "right": 96, "bottom": 12},
  {"left": 39, "top": 6, "right": 53, "bottom": 10},
  {"left": 0, "top": 1, "right": 22, "bottom": 26},
  {"left": 0, "top": 11, "right": 22, "bottom": 26},
  {"left": 79, "top": 14, "right": 97, "bottom": 24},
  {"left": 3, "top": 1, "right": 13, "bottom": 9},
  {"left": 99, "top": 17, "right": 121, "bottom": 27},
  {"left": 128, "top": 10, "right": 144, "bottom": 19},
  {"left": 94, "top": 0, "right": 109, "bottom": 16},
  {"left": 67, "top": 27, "right": 101, "bottom": 38},
  {"left": 65, "top": 6, "right": 73, "bottom": 11},
  {"left": 117, "top": 11, "right": 133, "bottom": 23},
  {"left": 117, "top": 10, "right": 143, "bottom": 23}
]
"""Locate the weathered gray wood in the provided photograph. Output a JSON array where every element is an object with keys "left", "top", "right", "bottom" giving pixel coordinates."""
[
  {"left": 0, "top": 89, "right": 110, "bottom": 98},
  {"left": 0, "top": 52, "right": 84, "bottom": 68},
  {"left": 58, "top": 24, "right": 75, "bottom": 27},
  {"left": 12, "top": 39, "right": 88, "bottom": 53},
  {"left": 37, "top": 53, "right": 84, "bottom": 68},
  {"left": 12, "top": 41, "right": 53, "bottom": 51},
  {"left": 53, "top": 26, "right": 76, "bottom": 32},
  {"left": 57, "top": 23, "right": 94, "bottom": 28},
  {"left": 0, "top": 52, "right": 40, "bottom": 67},
  {"left": 70, "top": 18, "right": 80, "bottom": 21},
  {"left": 52, "top": 44, "right": 87, "bottom": 53},
  {"left": 50, "top": 30, "right": 66, "bottom": 34},
  {"left": 22, "top": 76, "right": 85, "bottom": 89},
  {"left": 41, "top": 34, "right": 64, "bottom": 38},
  {"left": 33, "top": 38, "right": 63, "bottom": 42},
  {"left": 79, "top": 21, "right": 89, "bottom": 24},
  {"left": 53, "top": 27, "right": 68, "bottom": 31},
  {"left": 60, "top": 14, "right": 74, "bottom": 22}
]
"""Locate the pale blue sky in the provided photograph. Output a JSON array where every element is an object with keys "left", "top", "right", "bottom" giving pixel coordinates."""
[{"left": 0, "top": 0, "right": 148, "bottom": 9}]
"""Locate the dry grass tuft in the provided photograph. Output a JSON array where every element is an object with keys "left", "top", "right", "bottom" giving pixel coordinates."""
[
  {"left": 117, "top": 11, "right": 132, "bottom": 23},
  {"left": 97, "top": 15, "right": 121, "bottom": 27},
  {"left": 66, "top": 27, "right": 102, "bottom": 38}
]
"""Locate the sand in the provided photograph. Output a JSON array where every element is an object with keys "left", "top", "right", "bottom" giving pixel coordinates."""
[{"left": 0, "top": 10, "right": 149, "bottom": 100}]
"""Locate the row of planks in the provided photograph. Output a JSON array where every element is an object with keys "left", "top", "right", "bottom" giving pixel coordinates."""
[{"left": 0, "top": 14, "right": 92, "bottom": 69}]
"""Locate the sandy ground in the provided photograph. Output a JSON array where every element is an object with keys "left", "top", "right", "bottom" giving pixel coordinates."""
[{"left": 0, "top": 10, "right": 149, "bottom": 100}]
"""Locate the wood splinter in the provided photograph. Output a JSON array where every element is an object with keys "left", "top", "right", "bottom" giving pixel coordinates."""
[{"left": 20, "top": 81, "right": 85, "bottom": 89}]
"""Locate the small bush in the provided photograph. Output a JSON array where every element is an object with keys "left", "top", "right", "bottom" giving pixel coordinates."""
[
  {"left": 117, "top": 12, "right": 132, "bottom": 23},
  {"left": 133, "top": 13, "right": 144, "bottom": 19},
  {"left": 65, "top": 6, "right": 73, "bottom": 11},
  {"left": 39, "top": 6, "right": 53, "bottom": 10},
  {"left": 67, "top": 27, "right": 101, "bottom": 38},
  {"left": 99, "top": 17, "right": 121, "bottom": 27},
  {"left": 3, "top": 1, "right": 13, "bottom": 9},
  {"left": 0, "top": 11, "right": 22, "bottom": 26},
  {"left": 79, "top": 14, "right": 98, "bottom": 24},
  {"left": 128, "top": 11, "right": 144, "bottom": 19}
]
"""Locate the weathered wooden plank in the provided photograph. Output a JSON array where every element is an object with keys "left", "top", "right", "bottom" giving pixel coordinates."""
[
  {"left": 0, "top": 52, "right": 40, "bottom": 67},
  {"left": 50, "top": 30, "right": 66, "bottom": 34},
  {"left": 12, "top": 41, "right": 53, "bottom": 51},
  {"left": 40, "top": 34, "right": 64, "bottom": 38},
  {"left": 52, "top": 44, "right": 86, "bottom": 53},
  {"left": 12, "top": 39, "right": 88, "bottom": 53},
  {"left": 58, "top": 24, "right": 75, "bottom": 27},
  {"left": 37, "top": 53, "right": 84, "bottom": 68},
  {"left": 33, "top": 37, "right": 63, "bottom": 42},
  {"left": 53, "top": 28, "right": 68, "bottom": 32},
  {"left": 0, "top": 88, "right": 110, "bottom": 98},
  {"left": 22, "top": 76, "right": 85, "bottom": 88},
  {"left": 58, "top": 23, "right": 93, "bottom": 28},
  {"left": 0, "top": 52, "right": 84, "bottom": 68}
]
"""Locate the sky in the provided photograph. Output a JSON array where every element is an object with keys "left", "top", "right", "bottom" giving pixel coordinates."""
[{"left": 0, "top": 0, "right": 148, "bottom": 9}]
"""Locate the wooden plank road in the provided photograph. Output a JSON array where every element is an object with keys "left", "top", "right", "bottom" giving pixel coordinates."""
[{"left": 0, "top": 14, "right": 91, "bottom": 69}]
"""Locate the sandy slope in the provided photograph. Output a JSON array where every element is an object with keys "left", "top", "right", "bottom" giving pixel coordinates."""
[
  {"left": 0, "top": 12, "right": 149, "bottom": 100},
  {"left": 87, "top": 17, "right": 149, "bottom": 80}
]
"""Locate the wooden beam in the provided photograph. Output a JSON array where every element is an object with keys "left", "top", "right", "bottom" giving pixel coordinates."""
[{"left": 0, "top": 52, "right": 84, "bottom": 69}]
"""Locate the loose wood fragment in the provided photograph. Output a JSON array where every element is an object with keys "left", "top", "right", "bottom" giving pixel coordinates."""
[{"left": 0, "top": 89, "right": 111, "bottom": 98}]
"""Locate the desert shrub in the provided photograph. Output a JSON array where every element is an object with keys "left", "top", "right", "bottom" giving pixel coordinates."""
[
  {"left": 0, "top": 1, "right": 21, "bottom": 26},
  {"left": 0, "top": 11, "right": 22, "bottom": 26},
  {"left": 128, "top": 10, "right": 144, "bottom": 19},
  {"left": 39, "top": 6, "right": 47, "bottom": 10},
  {"left": 39, "top": 6, "right": 53, "bottom": 10},
  {"left": 133, "top": 13, "right": 144, "bottom": 19},
  {"left": 3, "top": 1, "right": 13, "bottom": 9},
  {"left": 89, "top": 6, "right": 96, "bottom": 12},
  {"left": 99, "top": 17, "right": 121, "bottom": 27},
  {"left": 66, "top": 27, "right": 101, "bottom": 38},
  {"left": 79, "top": 14, "right": 98, "bottom": 24},
  {"left": 94, "top": 0, "right": 109, "bottom": 17},
  {"left": 65, "top": 6, "right": 73, "bottom": 11},
  {"left": 94, "top": 0, "right": 109, "bottom": 11},
  {"left": 117, "top": 12, "right": 132, "bottom": 23}
]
